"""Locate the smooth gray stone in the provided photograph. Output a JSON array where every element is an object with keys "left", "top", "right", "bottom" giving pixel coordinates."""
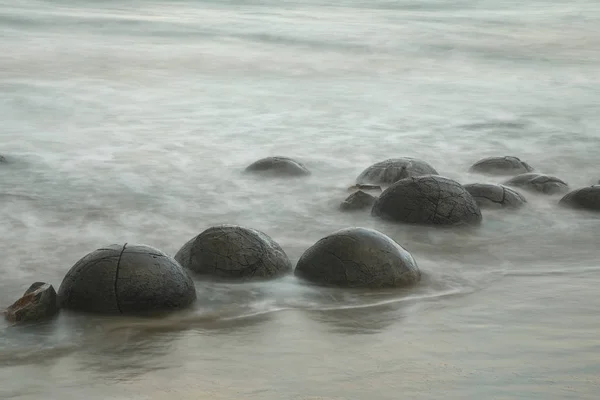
[
  {"left": 245, "top": 156, "right": 310, "bottom": 176},
  {"left": 463, "top": 183, "right": 527, "bottom": 209},
  {"left": 469, "top": 156, "right": 534, "bottom": 175},
  {"left": 503, "top": 173, "right": 569, "bottom": 195},
  {"left": 4, "top": 282, "right": 59, "bottom": 323},
  {"left": 294, "top": 227, "right": 421, "bottom": 288},
  {"left": 371, "top": 175, "right": 482, "bottom": 226},
  {"left": 175, "top": 225, "right": 292, "bottom": 281},
  {"left": 340, "top": 190, "right": 377, "bottom": 211},
  {"left": 559, "top": 185, "right": 600, "bottom": 211},
  {"left": 58, "top": 244, "right": 196, "bottom": 315},
  {"left": 356, "top": 157, "right": 438, "bottom": 185}
]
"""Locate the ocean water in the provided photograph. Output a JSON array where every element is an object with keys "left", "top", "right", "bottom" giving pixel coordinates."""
[{"left": 1, "top": 0, "right": 600, "bottom": 398}]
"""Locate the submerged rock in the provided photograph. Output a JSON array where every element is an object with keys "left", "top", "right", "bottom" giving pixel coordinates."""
[
  {"left": 0, "top": 154, "right": 5, "bottom": 163},
  {"left": 559, "top": 185, "right": 600, "bottom": 211},
  {"left": 347, "top": 184, "right": 382, "bottom": 193},
  {"left": 372, "top": 175, "right": 482, "bottom": 226},
  {"left": 175, "top": 225, "right": 292, "bottom": 281},
  {"left": 503, "top": 173, "right": 569, "bottom": 195},
  {"left": 469, "top": 156, "right": 534, "bottom": 175},
  {"left": 245, "top": 156, "right": 310, "bottom": 176},
  {"left": 58, "top": 244, "right": 196, "bottom": 315},
  {"left": 356, "top": 157, "right": 438, "bottom": 185},
  {"left": 463, "top": 183, "right": 527, "bottom": 209},
  {"left": 294, "top": 227, "right": 421, "bottom": 288},
  {"left": 4, "top": 282, "right": 59, "bottom": 323},
  {"left": 339, "top": 190, "right": 377, "bottom": 211}
]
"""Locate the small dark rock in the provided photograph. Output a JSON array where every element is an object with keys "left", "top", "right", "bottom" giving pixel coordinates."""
[
  {"left": 371, "top": 175, "right": 482, "bottom": 226},
  {"left": 356, "top": 157, "right": 438, "bottom": 185},
  {"left": 294, "top": 227, "right": 421, "bottom": 288},
  {"left": 340, "top": 190, "right": 377, "bottom": 211},
  {"left": 463, "top": 183, "right": 527, "bottom": 209},
  {"left": 4, "top": 282, "right": 59, "bottom": 323},
  {"left": 347, "top": 184, "right": 382, "bottom": 192},
  {"left": 469, "top": 156, "right": 534, "bottom": 175},
  {"left": 503, "top": 173, "right": 569, "bottom": 195},
  {"left": 0, "top": 155, "right": 6, "bottom": 163},
  {"left": 245, "top": 156, "right": 310, "bottom": 176},
  {"left": 174, "top": 225, "right": 292, "bottom": 281},
  {"left": 559, "top": 185, "right": 600, "bottom": 211}
]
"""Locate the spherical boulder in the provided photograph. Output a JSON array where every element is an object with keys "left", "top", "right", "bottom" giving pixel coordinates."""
[
  {"left": 339, "top": 190, "right": 377, "bottom": 211},
  {"left": 469, "top": 156, "right": 534, "bottom": 175},
  {"left": 371, "top": 175, "right": 482, "bottom": 226},
  {"left": 294, "top": 227, "right": 421, "bottom": 288},
  {"left": 245, "top": 156, "right": 310, "bottom": 176},
  {"left": 463, "top": 183, "right": 527, "bottom": 209},
  {"left": 559, "top": 185, "right": 600, "bottom": 211},
  {"left": 58, "top": 244, "right": 196, "bottom": 315},
  {"left": 356, "top": 157, "right": 438, "bottom": 185},
  {"left": 503, "top": 173, "right": 569, "bottom": 195},
  {"left": 174, "top": 225, "right": 292, "bottom": 280}
]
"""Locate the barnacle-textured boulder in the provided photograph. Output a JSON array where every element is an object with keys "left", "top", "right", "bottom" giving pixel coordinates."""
[
  {"left": 294, "top": 227, "right": 421, "bottom": 288},
  {"left": 174, "top": 225, "right": 292, "bottom": 280},
  {"left": 356, "top": 157, "right": 438, "bottom": 185},
  {"left": 4, "top": 282, "right": 59, "bottom": 323},
  {"left": 57, "top": 244, "right": 196, "bottom": 315},
  {"left": 559, "top": 185, "right": 600, "bottom": 211},
  {"left": 340, "top": 190, "right": 377, "bottom": 211},
  {"left": 503, "top": 173, "right": 569, "bottom": 195},
  {"left": 371, "top": 175, "right": 482, "bottom": 225},
  {"left": 245, "top": 156, "right": 310, "bottom": 176},
  {"left": 469, "top": 156, "right": 534, "bottom": 175},
  {"left": 463, "top": 183, "right": 527, "bottom": 209}
]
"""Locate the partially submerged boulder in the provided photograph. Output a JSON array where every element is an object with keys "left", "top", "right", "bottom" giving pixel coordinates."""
[
  {"left": 294, "top": 227, "right": 421, "bottom": 288},
  {"left": 4, "top": 282, "right": 59, "bottom": 323},
  {"left": 340, "top": 190, "right": 377, "bottom": 211},
  {"left": 175, "top": 225, "right": 292, "bottom": 281},
  {"left": 559, "top": 185, "right": 600, "bottom": 211},
  {"left": 503, "top": 173, "right": 569, "bottom": 195},
  {"left": 469, "top": 156, "right": 534, "bottom": 175},
  {"left": 58, "top": 244, "right": 196, "bottom": 315},
  {"left": 463, "top": 183, "right": 527, "bottom": 209},
  {"left": 356, "top": 157, "right": 438, "bottom": 185},
  {"left": 245, "top": 156, "right": 310, "bottom": 176},
  {"left": 371, "top": 175, "right": 482, "bottom": 226}
]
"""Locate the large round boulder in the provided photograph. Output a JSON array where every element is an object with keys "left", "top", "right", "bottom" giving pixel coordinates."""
[
  {"left": 503, "top": 173, "right": 569, "bottom": 195},
  {"left": 174, "top": 225, "right": 292, "bottom": 280},
  {"left": 356, "top": 157, "right": 438, "bottom": 185},
  {"left": 559, "top": 185, "right": 600, "bottom": 211},
  {"left": 245, "top": 156, "right": 310, "bottom": 176},
  {"left": 294, "top": 227, "right": 421, "bottom": 288},
  {"left": 469, "top": 156, "right": 534, "bottom": 175},
  {"left": 463, "top": 183, "right": 527, "bottom": 209},
  {"left": 57, "top": 244, "right": 196, "bottom": 315},
  {"left": 371, "top": 175, "right": 482, "bottom": 226}
]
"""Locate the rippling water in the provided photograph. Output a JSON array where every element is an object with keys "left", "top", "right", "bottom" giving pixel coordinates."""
[{"left": 1, "top": 0, "right": 600, "bottom": 398}]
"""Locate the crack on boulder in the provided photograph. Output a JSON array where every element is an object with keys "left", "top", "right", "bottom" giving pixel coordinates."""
[{"left": 114, "top": 243, "right": 128, "bottom": 314}]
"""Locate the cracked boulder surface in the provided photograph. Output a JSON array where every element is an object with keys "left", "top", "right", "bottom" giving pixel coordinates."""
[
  {"left": 174, "top": 225, "right": 292, "bottom": 281},
  {"left": 340, "top": 190, "right": 377, "bottom": 211},
  {"left": 57, "top": 244, "right": 196, "bottom": 315},
  {"left": 371, "top": 175, "right": 482, "bottom": 226},
  {"left": 559, "top": 185, "right": 600, "bottom": 211},
  {"left": 245, "top": 156, "right": 310, "bottom": 176},
  {"left": 463, "top": 183, "right": 527, "bottom": 209},
  {"left": 469, "top": 156, "right": 534, "bottom": 175},
  {"left": 294, "top": 227, "right": 421, "bottom": 288},
  {"left": 356, "top": 157, "right": 438, "bottom": 185},
  {"left": 503, "top": 173, "right": 569, "bottom": 195}
]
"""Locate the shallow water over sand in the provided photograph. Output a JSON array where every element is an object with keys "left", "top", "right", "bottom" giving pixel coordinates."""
[{"left": 1, "top": 0, "right": 600, "bottom": 398}]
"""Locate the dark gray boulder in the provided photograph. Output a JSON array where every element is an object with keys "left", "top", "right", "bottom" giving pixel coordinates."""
[
  {"left": 503, "top": 173, "right": 569, "bottom": 195},
  {"left": 174, "top": 225, "right": 292, "bottom": 281},
  {"left": 469, "top": 156, "right": 534, "bottom": 175},
  {"left": 245, "top": 156, "right": 310, "bottom": 176},
  {"left": 356, "top": 157, "right": 438, "bottom": 185},
  {"left": 340, "top": 190, "right": 377, "bottom": 211},
  {"left": 463, "top": 183, "right": 527, "bottom": 209},
  {"left": 58, "top": 244, "right": 196, "bottom": 315},
  {"left": 371, "top": 175, "right": 482, "bottom": 226},
  {"left": 294, "top": 227, "right": 421, "bottom": 288},
  {"left": 4, "top": 282, "right": 59, "bottom": 323},
  {"left": 559, "top": 185, "right": 600, "bottom": 211},
  {"left": 0, "top": 155, "right": 5, "bottom": 163}
]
